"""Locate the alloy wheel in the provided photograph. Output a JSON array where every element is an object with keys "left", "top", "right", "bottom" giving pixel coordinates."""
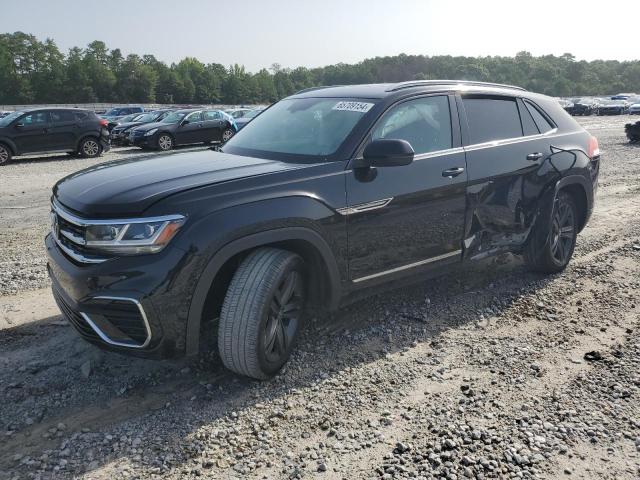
[
  {"left": 263, "top": 270, "right": 303, "bottom": 363},
  {"left": 158, "top": 135, "right": 172, "bottom": 151},
  {"left": 0, "top": 145, "right": 9, "bottom": 164},
  {"left": 83, "top": 140, "right": 99, "bottom": 157},
  {"left": 549, "top": 198, "right": 575, "bottom": 264},
  {"left": 222, "top": 129, "right": 234, "bottom": 142}
]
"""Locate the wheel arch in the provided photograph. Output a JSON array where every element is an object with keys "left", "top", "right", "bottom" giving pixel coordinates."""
[
  {"left": 185, "top": 227, "right": 342, "bottom": 356},
  {"left": 0, "top": 138, "right": 18, "bottom": 155},
  {"left": 555, "top": 175, "right": 592, "bottom": 232},
  {"left": 76, "top": 134, "right": 100, "bottom": 151}
]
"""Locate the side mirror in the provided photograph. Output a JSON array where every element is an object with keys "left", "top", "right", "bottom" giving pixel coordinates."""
[
  {"left": 14, "top": 122, "right": 24, "bottom": 129},
  {"left": 356, "top": 139, "right": 414, "bottom": 168}
]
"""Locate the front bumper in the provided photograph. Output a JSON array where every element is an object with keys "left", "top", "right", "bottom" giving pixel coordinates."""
[
  {"left": 46, "top": 233, "right": 197, "bottom": 358},
  {"left": 129, "top": 132, "right": 156, "bottom": 148}
]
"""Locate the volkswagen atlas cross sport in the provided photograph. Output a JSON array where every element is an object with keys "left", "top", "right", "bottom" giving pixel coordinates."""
[{"left": 47, "top": 81, "right": 600, "bottom": 380}]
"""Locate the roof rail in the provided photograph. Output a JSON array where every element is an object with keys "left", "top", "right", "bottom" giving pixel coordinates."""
[
  {"left": 385, "top": 80, "right": 526, "bottom": 92},
  {"left": 294, "top": 85, "right": 343, "bottom": 95}
]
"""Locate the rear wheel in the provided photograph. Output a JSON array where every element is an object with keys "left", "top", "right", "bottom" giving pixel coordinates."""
[
  {"left": 0, "top": 143, "right": 12, "bottom": 165},
  {"left": 524, "top": 191, "right": 578, "bottom": 273},
  {"left": 79, "top": 138, "right": 102, "bottom": 158},
  {"left": 218, "top": 248, "right": 306, "bottom": 380},
  {"left": 222, "top": 128, "right": 235, "bottom": 142},
  {"left": 157, "top": 134, "right": 173, "bottom": 151}
]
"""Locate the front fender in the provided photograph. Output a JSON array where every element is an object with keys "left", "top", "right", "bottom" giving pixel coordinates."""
[{"left": 0, "top": 137, "right": 18, "bottom": 155}]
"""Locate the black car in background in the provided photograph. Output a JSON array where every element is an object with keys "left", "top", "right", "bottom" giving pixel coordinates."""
[
  {"left": 0, "top": 108, "right": 110, "bottom": 165},
  {"left": 101, "top": 106, "right": 145, "bottom": 122},
  {"left": 47, "top": 80, "right": 599, "bottom": 379},
  {"left": 110, "top": 110, "right": 174, "bottom": 146},
  {"left": 234, "top": 108, "right": 264, "bottom": 130},
  {"left": 626, "top": 121, "right": 640, "bottom": 142},
  {"left": 566, "top": 98, "right": 596, "bottom": 116},
  {"left": 128, "top": 109, "right": 237, "bottom": 151},
  {"left": 106, "top": 112, "right": 145, "bottom": 132}
]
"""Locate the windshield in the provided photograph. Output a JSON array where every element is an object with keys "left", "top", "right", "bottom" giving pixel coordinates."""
[
  {"left": 161, "top": 112, "right": 187, "bottom": 123},
  {"left": 135, "top": 113, "right": 157, "bottom": 122},
  {"left": 224, "top": 98, "right": 375, "bottom": 158},
  {"left": 245, "top": 109, "right": 263, "bottom": 119},
  {"left": 0, "top": 111, "right": 24, "bottom": 127}
]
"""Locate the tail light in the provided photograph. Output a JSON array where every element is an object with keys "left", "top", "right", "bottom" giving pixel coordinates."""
[
  {"left": 588, "top": 136, "right": 600, "bottom": 159},
  {"left": 99, "top": 119, "right": 109, "bottom": 128}
]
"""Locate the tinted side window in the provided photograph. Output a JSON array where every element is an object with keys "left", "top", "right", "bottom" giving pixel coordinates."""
[
  {"left": 372, "top": 96, "right": 452, "bottom": 154},
  {"left": 524, "top": 100, "right": 555, "bottom": 134},
  {"left": 186, "top": 112, "right": 202, "bottom": 122},
  {"left": 75, "top": 111, "right": 89, "bottom": 121},
  {"left": 204, "top": 111, "right": 221, "bottom": 120},
  {"left": 518, "top": 100, "right": 539, "bottom": 136},
  {"left": 21, "top": 112, "right": 48, "bottom": 126},
  {"left": 462, "top": 97, "right": 523, "bottom": 144},
  {"left": 51, "top": 111, "right": 75, "bottom": 123}
]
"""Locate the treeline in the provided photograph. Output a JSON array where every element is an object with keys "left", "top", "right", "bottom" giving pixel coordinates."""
[{"left": 1, "top": 32, "right": 639, "bottom": 105}]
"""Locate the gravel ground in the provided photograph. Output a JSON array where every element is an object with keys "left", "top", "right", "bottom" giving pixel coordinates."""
[{"left": 0, "top": 117, "right": 639, "bottom": 480}]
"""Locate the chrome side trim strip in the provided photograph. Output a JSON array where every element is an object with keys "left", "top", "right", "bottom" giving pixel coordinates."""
[
  {"left": 337, "top": 197, "right": 393, "bottom": 216},
  {"left": 463, "top": 128, "right": 584, "bottom": 153},
  {"left": 413, "top": 147, "right": 465, "bottom": 161},
  {"left": 80, "top": 296, "right": 152, "bottom": 349},
  {"left": 352, "top": 249, "right": 461, "bottom": 283},
  {"left": 52, "top": 234, "right": 106, "bottom": 264}
]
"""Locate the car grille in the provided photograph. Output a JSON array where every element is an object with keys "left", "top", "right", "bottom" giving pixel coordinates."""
[
  {"left": 52, "top": 286, "right": 99, "bottom": 341},
  {"left": 51, "top": 202, "right": 107, "bottom": 264}
]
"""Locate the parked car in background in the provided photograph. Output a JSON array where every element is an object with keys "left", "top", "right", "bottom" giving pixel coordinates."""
[
  {"left": 47, "top": 80, "right": 600, "bottom": 379},
  {"left": 107, "top": 112, "right": 145, "bottom": 132},
  {"left": 598, "top": 100, "right": 628, "bottom": 115},
  {"left": 0, "top": 108, "right": 110, "bottom": 165},
  {"left": 0, "top": 111, "right": 11, "bottom": 118},
  {"left": 628, "top": 99, "right": 640, "bottom": 115},
  {"left": 128, "top": 109, "right": 237, "bottom": 151},
  {"left": 566, "top": 98, "right": 596, "bottom": 116},
  {"left": 611, "top": 94, "right": 635, "bottom": 100},
  {"left": 101, "top": 106, "right": 145, "bottom": 122},
  {"left": 234, "top": 108, "right": 265, "bottom": 130},
  {"left": 110, "top": 110, "right": 174, "bottom": 146},
  {"left": 225, "top": 108, "right": 253, "bottom": 119},
  {"left": 626, "top": 121, "right": 640, "bottom": 142}
]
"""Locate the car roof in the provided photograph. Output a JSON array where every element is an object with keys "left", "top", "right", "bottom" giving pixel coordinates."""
[{"left": 289, "top": 80, "right": 528, "bottom": 100}]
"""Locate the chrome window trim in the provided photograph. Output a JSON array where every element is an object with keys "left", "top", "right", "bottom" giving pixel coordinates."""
[
  {"left": 52, "top": 200, "right": 184, "bottom": 227},
  {"left": 337, "top": 197, "right": 393, "bottom": 216},
  {"left": 413, "top": 146, "right": 465, "bottom": 161},
  {"left": 80, "top": 296, "right": 152, "bottom": 349},
  {"left": 462, "top": 128, "right": 584, "bottom": 152},
  {"left": 52, "top": 234, "right": 107, "bottom": 264},
  {"left": 352, "top": 249, "right": 461, "bottom": 283}
]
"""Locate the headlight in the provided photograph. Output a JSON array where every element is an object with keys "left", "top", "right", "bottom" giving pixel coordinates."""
[
  {"left": 144, "top": 128, "right": 158, "bottom": 136},
  {"left": 83, "top": 215, "right": 185, "bottom": 255}
]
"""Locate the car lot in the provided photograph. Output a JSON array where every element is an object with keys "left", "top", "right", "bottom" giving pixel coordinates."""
[{"left": 1, "top": 116, "right": 639, "bottom": 479}]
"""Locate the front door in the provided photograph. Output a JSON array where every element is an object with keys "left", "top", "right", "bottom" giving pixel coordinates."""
[
  {"left": 174, "top": 111, "right": 204, "bottom": 145},
  {"left": 12, "top": 111, "right": 52, "bottom": 153},
  {"left": 345, "top": 95, "right": 467, "bottom": 283},
  {"left": 203, "top": 110, "right": 224, "bottom": 142}
]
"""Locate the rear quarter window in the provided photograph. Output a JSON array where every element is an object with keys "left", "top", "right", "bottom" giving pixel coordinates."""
[
  {"left": 462, "top": 97, "right": 523, "bottom": 144},
  {"left": 524, "top": 100, "right": 555, "bottom": 134}
]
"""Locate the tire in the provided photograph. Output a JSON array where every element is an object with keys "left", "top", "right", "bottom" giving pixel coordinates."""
[
  {"left": 524, "top": 191, "right": 578, "bottom": 274},
  {"left": 157, "top": 134, "right": 173, "bottom": 151},
  {"left": 0, "top": 143, "right": 12, "bottom": 165},
  {"left": 79, "top": 137, "right": 102, "bottom": 158},
  {"left": 222, "top": 128, "right": 235, "bottom": 142},
  {"left": 218, "top": 248, "right": 306, "bottom": 380}
]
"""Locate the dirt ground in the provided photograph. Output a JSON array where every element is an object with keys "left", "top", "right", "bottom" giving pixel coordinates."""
[{"left": 0, "top": 117, "right": 639, "bottom": 480}]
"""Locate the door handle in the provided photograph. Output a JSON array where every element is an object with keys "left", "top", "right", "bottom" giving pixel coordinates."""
[
  {"left": 526, "top": 152, "right": 544, "bottom": 161},
  {"left": 442, "top": 167, "right": 465, "bottom": 178}
]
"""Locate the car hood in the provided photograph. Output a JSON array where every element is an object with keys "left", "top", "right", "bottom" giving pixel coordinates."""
[
  {"left": 113, "top": 121, "right": 145, "bottom": 131},
  {"left": 131, "top": 121, "right": 175, "bottom": 132},
  {"left": 53, "top": 150, "right": 315, "bottom": 217}
]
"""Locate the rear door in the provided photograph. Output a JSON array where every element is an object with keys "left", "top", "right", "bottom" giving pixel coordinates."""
[
  {"left": 174, "top": 111, "right": 204, "bottom": 145},
  {"left": 459, "top": 94, "right": 556, "bottom": 257},
  {"left": 12, "top": 111, "right": 52, "bottom": 153},
  {"left": 48, "top": 110, "right": 79, "bottom": 151},
  {"left": 203, "top": 110, "right": 224, "bottom": 141},
  {"left": 345, "top": 94, "right": 468, "bottom": 283}
]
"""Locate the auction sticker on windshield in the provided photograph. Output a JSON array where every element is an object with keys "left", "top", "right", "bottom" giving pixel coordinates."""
[{"left": 332, "top": 101, "right": 374, "bottom": 113}]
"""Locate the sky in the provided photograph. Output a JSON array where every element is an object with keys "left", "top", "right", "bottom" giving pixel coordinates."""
[{"left": 1, "top": 0, "right": 637, "bottom": 71}]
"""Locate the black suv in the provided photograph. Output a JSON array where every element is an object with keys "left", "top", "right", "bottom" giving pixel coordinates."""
[
  {"left": 128, "top": 109, "right": 237, "bottom": 151},
  {"left": 0, "top": 108, "right": 110, "bottom": 165},
  {"left": 47, "top": 81, "right": 599, "bottom": 379}
]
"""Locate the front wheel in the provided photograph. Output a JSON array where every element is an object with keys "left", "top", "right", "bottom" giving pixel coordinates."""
[
  {"left": 524, "top": 191, "right": 578, "bottom": 273},
  {"left": 218, "top": 248, "right": 306, "bottom": 380},
  {"left": 157, "top": 134, "right": 173, "bottom": 151},
  {"left": 0, "top": 143, "right": 12, "bottom": 165},
  {"left": 79, "top": 138, "right": 102, "bottom": 158}
]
